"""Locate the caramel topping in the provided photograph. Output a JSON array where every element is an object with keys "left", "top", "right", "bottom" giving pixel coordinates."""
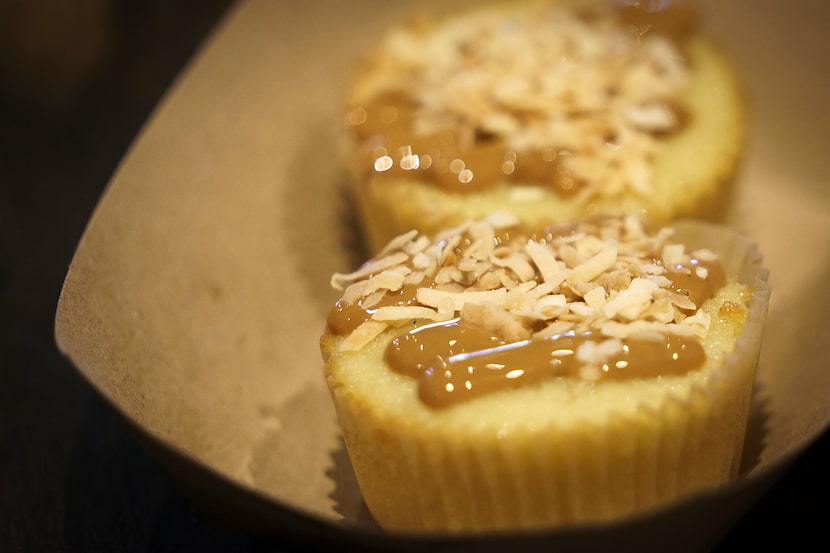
[
  {"left": 328, "top": 282, "right": 424, "bottom": 336},
  {"left": 351, "top": 93, "right": 583, "bottom": 196},
  {"left": 386, "top": 322, "right": 704, "bottom": 408},
  {"left": 667, "top": 258, "right": 726, "bottom": 309},
  {"left": 328, "top": 214, "right": 726, "bottom": 407}
]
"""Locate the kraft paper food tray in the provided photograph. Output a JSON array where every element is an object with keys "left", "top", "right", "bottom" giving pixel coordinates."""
[{"left": 54, "top": 1, "right": 830, "bottom": 551}]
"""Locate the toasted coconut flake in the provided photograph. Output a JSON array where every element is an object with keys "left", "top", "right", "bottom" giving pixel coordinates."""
[
  {"left": 641, "top": 298, "right": 676, "bottom": 324},
  {"left": 623, "top": 213, "right": 647, "bottom": 240},
  {"left": 567, "top": 302, "right": 595, "bottom": 318},
  {"left": 535, "top": 293, "right": 567, "bottom": 309},
  {"left": 372, "top": 305, "right": 446, "bottom": 322},
  {"left": 378, "top": 230, "right": 419, "bottom": 257},
  {"left": 574, "top": 235, "right": 610, "bottom": 259},
  {"left": 583, "top": 286, "right": 608, "bottom": 308},
  {"left": 468, "top": 219, "right": 497, "bottom": 242},
  {"left": 497, "top": 270, "right": 520, "bottom": 290},
  {"left": 576, "top": 338, "right": 624, "bottom": 364},
  {"left": 490, "top": 251, "right": 536, "bottom": 282},
  {"left": 653, "top": 227, "right": 675, "bottom": 249},
  {"left": 405, "top": 235, "right": 432, "bottom": 257},
  {"left": 646, "top": 274, "right": 673, "bottom": 289},
  {"left": 435, "top": 221, "right": 473, "bottom": 243},
  {"left": 435, "top": 266, "right": 464, "bottom": 285},
  {"left": 340, "top": 320, "right": 389, "bottom": 351},
  {"left": 403, "top": 270, "right": 428, "bottom": 286},
  {"left": 417, "top": 287, "right": 508, "bottom": 311},
  {"left": 640, "top": 262, "right": 666, "bottom": 276},
  {"left": 528, "top": 276, "right": 567, "bottom": 299},
  {"left": 466, "top": 238, "right": 496, "bottom": 261},
  {"left": 411, "top": 251, "right": 434, "bottom": 271},
  {"left": 599, "top": 320, "right": 696, "bottom": 339},
  {"left": 601, "top": 277, "right": 658, "bottom": 320},
  {"left": 569, "top": 281, "right": 598, "bottom": 299},
  {"left": 596, "top": 269, "right": 632, "bottom": 292},
  {"left": 461, "top": 302, "right": 531, "bottom": 342},
  {"left": 330, "top": 251, "right": 409, "bottom": 290},
  {"left": 525, "top": 241, "right": 561, "bottom": 282},
  {"left": 504, "top": 286, "right": 536, "bottom": 311},
  {"left": 360, "top": 290, "right": 386, "bottom": 310},
  {"left": 533, "top": 319, "right": 575, "bottom": 338},
  {"left": 683, "top": 309, "right": 712, "bottom": 337},
  {"left": 342, "top": 270, "right": 407, "bottom": 305},
  {"left": 662, "top": 243, "right": 688, "bottom": 267},
  {"left": 663, "top": 289, "right": 697, "bottom": 311},
  {"left": 457, "top": 256, "right": 480, "bottom": 272},
  {"left": 559, "top": 244, "right": 583, "bottom": 269},
  {"left": 566, "top": 245, "right": 618, "bottom": 284}
]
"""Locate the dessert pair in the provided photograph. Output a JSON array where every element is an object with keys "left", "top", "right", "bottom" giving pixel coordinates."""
[{"left": 320, "top": 0, "right": 768, "bottom": 533}]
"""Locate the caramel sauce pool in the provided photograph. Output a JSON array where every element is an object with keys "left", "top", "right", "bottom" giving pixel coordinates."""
[
  {"left": 386, "top": 324, "right": 705, "bottom": 408},
  {"left": 349, "top": 95, "right": 585, "bottom": 196}
]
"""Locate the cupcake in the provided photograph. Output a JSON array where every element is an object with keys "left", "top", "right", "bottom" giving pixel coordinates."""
[
  {"left": 343, "top": 0, "right": 746, "bottom": 253},
  {"left": 320, "top": 213, "right": 769, "bottom": 532}
]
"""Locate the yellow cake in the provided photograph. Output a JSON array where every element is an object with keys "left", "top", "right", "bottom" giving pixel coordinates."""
[
  {"left": 343, "top": 0, "right": 747, "bottom": 253},
  {"left": 320, "top": 213, "right": 769, "bottom": 532}
]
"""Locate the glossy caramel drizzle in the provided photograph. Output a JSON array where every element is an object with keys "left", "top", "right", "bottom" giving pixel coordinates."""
[
  {"left": 385, "top": 322, "right": 705, "bottom": 408},
  {"left": 349, "top": 96, "right": 585, "bottom": 195},
  {"left": 667, "top": 258, "right": 724, "bottom": 308}
]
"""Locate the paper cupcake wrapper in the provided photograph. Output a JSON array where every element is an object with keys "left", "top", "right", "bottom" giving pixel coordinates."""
[{"left": 328, "top": 220, "right": 770, "bottom": 533}]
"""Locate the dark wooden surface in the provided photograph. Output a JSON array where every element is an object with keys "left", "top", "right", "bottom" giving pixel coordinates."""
[{"left": 1, "top": 2, "right": 827, "bottom": 551}]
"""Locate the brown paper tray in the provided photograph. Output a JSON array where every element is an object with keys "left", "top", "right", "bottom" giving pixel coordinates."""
[{"left": 54, "top": 1, "right": 830, "bottom": 551}]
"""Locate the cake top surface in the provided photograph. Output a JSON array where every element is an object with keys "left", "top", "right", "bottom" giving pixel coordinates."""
[
  {"left": 330, "top": 213, "right": 722, "bottom": 360},
  {"left": 347, "top": 1, "right": 696, "bottom": 199}
]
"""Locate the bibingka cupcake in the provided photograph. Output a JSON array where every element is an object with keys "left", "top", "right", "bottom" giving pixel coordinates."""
[
  {"left": 343, "top": 0, "right": 747, "bottom": 253},
  {"left": 320, "top": 213, "right": 768, "bottom": 532}
]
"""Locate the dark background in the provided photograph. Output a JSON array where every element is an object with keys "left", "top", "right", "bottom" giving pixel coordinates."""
[{"left": 0, "top": 1, "right": 827, "bottom": 551}]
